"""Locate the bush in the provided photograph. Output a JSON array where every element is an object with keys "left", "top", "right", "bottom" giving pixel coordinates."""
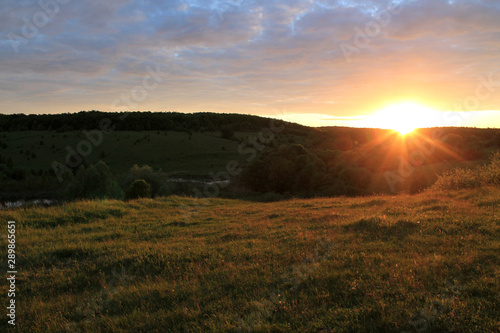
[
  {"left": 62, "top": 161, "right": 124, "bottom": 200},
  {"left": 432, "top": 152, "right": 500, "bottom": 190},
  {"left": 242, "top": 144, "right": 353, "bottom": 196},
  {"left": 483, "top": 151, "right": 500, "bottom": 185},
  {"left": 125, "top": 179, "right": 151, "bottom": 200},
  {"left": 432, "top": 168, "right": 482, "bottom": 190},
  {"left": 121, "top": 165, "right": 170, "bottom": 197}
]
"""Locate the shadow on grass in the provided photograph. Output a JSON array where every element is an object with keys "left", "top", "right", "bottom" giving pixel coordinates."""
[
  {"left": 476, "top": 199, "right": 500, "bottom": 207},
  {"left": 344, "top": 217, "right": 419, "bottom": 240},
  {"left": 51, "top": 247, "right": 95, "bottom": 260},
  {"left": 422, "top": 205, "right": 449, "bottom": 212},
  {"left": 31, "top": 208, "right": 126, "bottom": 228},
  {"left": 167, "top": 221, "right": 199, "bottom": 227},
  {"left": 349, "top": 199, "right": 386, "bottom": 209}
]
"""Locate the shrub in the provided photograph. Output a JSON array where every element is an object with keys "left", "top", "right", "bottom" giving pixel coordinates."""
[
  {"left": 62, "top": 161, "right": 124, "bottom": 200},
  {"left": 483, "top": 151, "right": 500, "bottom": 185},
  {"left": 242, "top": 144, "right": 354, "bottom": 196},
  {"left": 432, "top": 152, "right": 500, "bottom": 190},
  {"left": 121, "top": 165, "right": 170, "bottom": 197},
  {"left": 125, "top": 179, "right": 151, "bottom": 200}
]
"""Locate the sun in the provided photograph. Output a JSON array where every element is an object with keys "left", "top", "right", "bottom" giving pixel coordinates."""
[{"left": 372, "top": 102, "right": 438, "bottom": 135}]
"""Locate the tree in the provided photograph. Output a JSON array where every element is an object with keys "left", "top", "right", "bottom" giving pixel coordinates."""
[
  {"left": 220, "top": 125, "right": 235, "bottom": 140},
  {"left": 63, "top": 161, "right": 123, "bottom": 200},
  {"left": 122, "top": 164, "right": 170, "bottom": 197},
  {"left": 126, "top": 179, "right": 151, "bottom": 200},
  {"left": 268, "top": 155, "right": 294, "bottom": 193}
]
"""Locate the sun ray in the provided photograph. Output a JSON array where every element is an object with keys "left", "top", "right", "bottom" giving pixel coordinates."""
[{"left": 371, "top": 102, "right": 440, "bottom": 135}]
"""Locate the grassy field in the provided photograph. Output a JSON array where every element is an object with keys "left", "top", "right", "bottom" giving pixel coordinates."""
[
  {"left": 1, "top": 130, "right": 304, "bottom": 178},
  {"left": 3, "top": 130, "right": 241, "bottom": 177},
  {"left": 1, "top": 128, "right": 497, "bottom": 201},
  {"left": 1, "top": 187, "right": 499, "bottom": 332}
]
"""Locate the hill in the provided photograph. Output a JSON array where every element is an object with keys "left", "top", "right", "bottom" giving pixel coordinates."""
[
  {"left": 0, "top": 111, "right": 499, "bottom": 200},
  {"left": 0, "top": 111, "right": 311, "bottom": 200},
  {"left": 1, "top": 187, "right": 498, "bottom": 332}
]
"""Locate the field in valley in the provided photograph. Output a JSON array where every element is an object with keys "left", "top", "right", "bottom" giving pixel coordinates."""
[
  {"left": 1, "top": 186, "right": 498, "bottom": 332},
  {"left": 2, "top": 130, "right": 246, "bottom": 177}
]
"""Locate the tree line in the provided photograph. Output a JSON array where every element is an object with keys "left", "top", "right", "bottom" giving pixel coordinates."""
[{"left": 0, "top": 111, "right": 309, "bottom": 134}]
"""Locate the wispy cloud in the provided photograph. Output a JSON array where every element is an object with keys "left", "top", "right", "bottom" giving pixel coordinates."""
[{"left": 1, "top": 0, "right": 499, "bottom": 127}]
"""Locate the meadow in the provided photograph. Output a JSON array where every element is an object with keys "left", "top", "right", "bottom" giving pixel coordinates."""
[
  {"left": 1, "top": 111, "right": 499, "bottom": 201},
  {"left": 2, "top": 130, "right": 244, "bottom": 177},
  {"left": 0, "top": 127, "right": 308, "bottom": 200},
  {"left": 1, "top": 186, "right": 498, "bottom": 332}
]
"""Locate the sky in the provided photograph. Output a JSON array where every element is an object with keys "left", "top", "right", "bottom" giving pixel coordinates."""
[{"left": 1, "top": 0, "right": 500, "bottom": 128}]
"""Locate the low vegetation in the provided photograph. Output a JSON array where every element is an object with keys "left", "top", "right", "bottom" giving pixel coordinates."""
[
  {"left": 125, "top": 179, "right": 151, "bottom": 200},
  {"left": 1, "top": 111, "right": 499, "bottom": 200},
  {"left": 432, "top": 152, "right": 500, "bottom": 190},
  {"left": 1, "top": 186, "right": 498, "bottom": 332}
]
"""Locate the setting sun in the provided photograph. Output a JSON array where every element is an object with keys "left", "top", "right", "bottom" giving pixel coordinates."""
[{"left": 371, "top": 102, "right": 439, "bottom": 135}]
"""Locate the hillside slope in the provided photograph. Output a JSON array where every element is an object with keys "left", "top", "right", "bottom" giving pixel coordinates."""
[
  {"left": 1, "top": 187, "right": 499, "bottom": 332},
  {"left": 1, "top": 111, "right": 499, "bottom": 200}
]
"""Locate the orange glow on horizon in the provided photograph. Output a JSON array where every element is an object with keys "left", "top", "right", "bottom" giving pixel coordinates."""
[
  {"left": 366, "top": 102, "right": 441, "bottom": 134},
  {"left": 263, "top": 105, "right": 500, "bottom": 129}
]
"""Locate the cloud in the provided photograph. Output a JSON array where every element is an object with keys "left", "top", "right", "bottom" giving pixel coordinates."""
[{"left": 0, "top": 0, "right": 499, "bottom": 127}]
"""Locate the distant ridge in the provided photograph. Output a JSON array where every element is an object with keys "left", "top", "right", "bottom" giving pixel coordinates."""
[{"left": 0, "top": 111, "right": 309, "bottom": 133}]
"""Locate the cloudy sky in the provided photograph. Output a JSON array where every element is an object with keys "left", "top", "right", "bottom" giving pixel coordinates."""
[{"left": 1, "top": 0, "right": 500, "bottom": 127}]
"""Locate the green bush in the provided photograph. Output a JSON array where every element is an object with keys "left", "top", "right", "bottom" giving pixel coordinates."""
[
  {"left": 62, "top": 161, "right": 124, "bottom": 200},
  {"left": 242, "top": 143, "right": 370, "bottom": 196},
  {"left": 125, "top": 179, "right": 151, "bottom": 200},
  {"left": 121, "top": 165, "right": 170, "bottom": 197},
  {"left": 483, "top": 151, "right": 500, "bottom": 185},
  {"left": 432, "top": 151, "right": 500, "bottom": 190}
]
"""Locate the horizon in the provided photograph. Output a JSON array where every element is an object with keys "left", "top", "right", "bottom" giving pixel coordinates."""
[
  {"left": 1, "top": 1, "right": 500, "bottom": 130},
  {"left": 3, "top": 109, "right": 500, "bottom": 130}
]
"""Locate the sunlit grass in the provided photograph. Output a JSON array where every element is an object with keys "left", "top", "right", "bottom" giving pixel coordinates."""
[{"left": 1, "top": 187, "right": 499, "bottom": 332}]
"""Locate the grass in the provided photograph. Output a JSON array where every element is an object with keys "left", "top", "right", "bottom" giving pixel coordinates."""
[
  {"left": 1, "top": 130, "right": 304, "bottom": 178},
  {"left": 1, "top": 187, "right": 499, "bottom": 332},
  {"left": 2, "top": 130, "right": 242, "bottom": 177}
]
